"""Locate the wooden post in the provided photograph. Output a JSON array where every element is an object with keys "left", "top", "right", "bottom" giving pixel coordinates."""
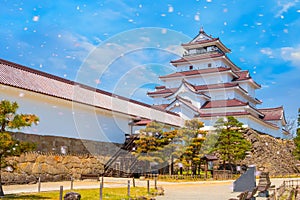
[
  {"left": 59, "top": 186, "right": 63, "bottom": 200},
  {"left": 127, "top": 180, "right": 130, "bottom": 197},
  {"left": 38, "top": 177, "right": 41, "bottom": 193},
  {"left": 205, "top": 160, "right": 208, "bottom": 179},
  {"left": 154, "top": 177, "right": 157, "bottom": 190},
  {"left": 132, "top": 177, "right": 135, "bottom": 187},
  {"left": 99, "top": 181, "right": 103, "bottom": 200},
  {"left": 101, "top": 176, "right": 104, "bottom": 188},
  {"left": 70, "top": 177, "right": 74, "bottom": 190},
  {"left": 147, "top": 180, "right": 150, "bottom": 194}
]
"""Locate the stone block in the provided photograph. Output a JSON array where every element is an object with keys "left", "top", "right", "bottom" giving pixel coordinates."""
[{"left": 64, "top": 192, "right": 81, "bottom": 200}]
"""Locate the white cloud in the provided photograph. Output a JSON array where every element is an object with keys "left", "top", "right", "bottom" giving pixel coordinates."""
[
  {"left": 260, "top": 48, "right": 273, "bottom": 56},
  {"left": 281, "top": 46, "right": 300, "bottom": 67},
  {"left": 275, "top": 1, "right": 298, "bottom": 17}
]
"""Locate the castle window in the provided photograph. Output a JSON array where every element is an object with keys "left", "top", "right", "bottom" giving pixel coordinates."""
[{"left": 189, "top": 65, "right": 193, "bottom": 70}]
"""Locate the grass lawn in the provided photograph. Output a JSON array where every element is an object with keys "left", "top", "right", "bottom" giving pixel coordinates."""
[{"left": 2, "top": 187, "right": 157, "bottom": 200}]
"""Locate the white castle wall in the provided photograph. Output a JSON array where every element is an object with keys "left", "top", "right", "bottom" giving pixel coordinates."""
[{"left": 0, "top": 84, "right": 184, "bottom": 143}]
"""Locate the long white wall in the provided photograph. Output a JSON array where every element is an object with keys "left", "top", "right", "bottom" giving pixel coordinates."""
[{"left": 0, "top": 84, "right": 184, "bottom": 143}]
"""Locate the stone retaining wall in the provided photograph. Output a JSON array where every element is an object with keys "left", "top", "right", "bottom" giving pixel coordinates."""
[
  {"left": 2, "top": 132, "right": 122, "bottom": 184},
  {"left": 242, "top": 130, "right": 300, "bottom": 175},
  {"left": 3, "top": 152, "right": 107, "bottom": 184}
]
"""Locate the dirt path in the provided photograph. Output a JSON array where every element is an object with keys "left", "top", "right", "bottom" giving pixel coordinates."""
[
  {"left": 156, "top": 181, "right": 236, "bottom": 200},
  {"left": 2, "top": 177, "right": 290, "bottom": 199}
]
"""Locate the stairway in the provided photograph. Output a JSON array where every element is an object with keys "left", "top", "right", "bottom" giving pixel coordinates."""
[{"left": 103, "top": 134, "right": 139, "bottom": 177}]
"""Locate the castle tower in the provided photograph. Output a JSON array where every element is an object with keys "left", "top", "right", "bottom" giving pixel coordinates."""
[{"left": 148, "top": 28, "right": 287, "bottom": 137}]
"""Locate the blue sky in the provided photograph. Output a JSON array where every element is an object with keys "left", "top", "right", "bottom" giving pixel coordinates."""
[{"left": 1, "top": 0, "right": 300, "bottom": 129}]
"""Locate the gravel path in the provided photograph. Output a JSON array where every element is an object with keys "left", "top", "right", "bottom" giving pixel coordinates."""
[{"left": 2, "top": 177, "right": 291, "bottom": 199}]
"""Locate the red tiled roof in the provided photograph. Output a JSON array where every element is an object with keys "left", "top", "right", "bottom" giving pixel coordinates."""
[
  {"left": 258, "top": 106, "right": 284, "bottom": 121},
  {"left": 147, "top": 88, "right": 176, "bottom": 96},
  {"left": 233, "top": 70, "right": 261, "bottom": 88},
  {"left": 199, "top": 111, "right": 249, "bottom": 117},
  {"left": 151, "top": 104, "right": 169, "bottom": 110},
  {"left": 201, "top": 99, "right": 248, "bottom": 109},
  {"left": 159, "top": 67, "right": 231, "bottom": 79},
  {"left": 133, "top": 119, "right": 152, "bottom": 126},
  {"left": 170, "top": 52, "right": 225, "bottom": 64},
  {"left": 234, "top": 71, "right": 250, "bottom": 81},
  {"left": 155, "top": 85, "right": 166, "bottom": 89},
  {"left": 0, "top": 59, "right": 180, "bottom": 118}
]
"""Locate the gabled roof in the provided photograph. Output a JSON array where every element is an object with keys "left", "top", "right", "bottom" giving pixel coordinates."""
[
  {"left": 166, "top": 96, "right": 200, "bottom": 113},
  {"left": 201, "top": 99, "right": 248, "bottom": 109},
  {"left": 190, "top": 27, "right": 214, "bottom": 43},
  {"left": 164, "top": 79, "right": 210, "bottom": 99},
  {"left": 159, "top": 67, "right": 233, "bottom": 79},
  {"left": 181, "top": 28, "right": 231, "bottom": 53}
]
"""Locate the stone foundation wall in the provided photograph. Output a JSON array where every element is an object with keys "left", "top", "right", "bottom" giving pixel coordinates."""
[
  {"left": 242, "top": 130, "right": 300, "bottom": 175},
  {"left": 2, "top": 132, "right": 123, "bottom": 184},
  {"left": 3, "top": 152, "right": 107, "bottom": 184}
]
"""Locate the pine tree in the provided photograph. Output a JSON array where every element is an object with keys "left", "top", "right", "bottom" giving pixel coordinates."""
[
  {"left": 133, "top": 119, "right": 208, "bottom": 175},
  {"left": 214, "top": 116, "right": 251, "bottom": 172},
  {"left": 133, "top": 121, "right": 177, "bottom": 173},
  {"left": 178, "top": 119, "right": 207, "bottom": 175},
  {"left": 0, "top": 100, "right": 39, "bottom": 196}
]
